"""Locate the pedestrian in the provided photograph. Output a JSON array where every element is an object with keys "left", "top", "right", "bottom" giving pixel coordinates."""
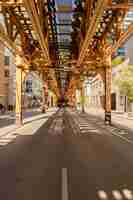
[{"left": 0, "top": 104, "right": 5, "bottom": 114}]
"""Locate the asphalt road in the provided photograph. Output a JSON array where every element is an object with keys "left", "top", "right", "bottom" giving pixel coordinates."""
[{"left": 0, "top": 108, "right": 133, "bottom": 199}]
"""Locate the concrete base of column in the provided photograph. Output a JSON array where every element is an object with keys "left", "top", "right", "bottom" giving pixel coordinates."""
[
  {"left": 105, "top": 111, "right": 111, "bottom": 125},
  {"left": 82, "top": 107, "right": 85, "bottom": 113},
  {"left": 16, "top": 112, "right": 23, "bottom": 127}
]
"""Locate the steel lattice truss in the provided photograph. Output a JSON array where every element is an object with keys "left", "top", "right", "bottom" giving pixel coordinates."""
[{"left": 0, "top": 0, "right": 133, "bottom": 96}]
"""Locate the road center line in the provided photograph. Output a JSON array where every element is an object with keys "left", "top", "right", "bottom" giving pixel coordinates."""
[{"left": 62, "top": 168, "right": 68, "bottom": 200}]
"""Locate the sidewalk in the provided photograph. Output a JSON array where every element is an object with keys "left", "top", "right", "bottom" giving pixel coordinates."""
[
  {"left": 0, "top": 108, "right": 58, "bottom": 139},
  {"left": 81, "top": 107, "right": 133, "bottom": 132},
  {"left": 0, "top": 108, "right": 41, "bottom": 119},
  {"left": 0, "top": 108, "right": 43, "bottom": 129}
]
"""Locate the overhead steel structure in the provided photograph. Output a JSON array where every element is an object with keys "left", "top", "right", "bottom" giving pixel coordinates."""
[{"left": 0, "top": 0, "right": 132, "bottom": 125}]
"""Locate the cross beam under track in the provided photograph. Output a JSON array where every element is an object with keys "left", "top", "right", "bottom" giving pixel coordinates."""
[
  {"left": 112, "top": 23, "right": 133, "bottom": 54},
  {"left": 23, "top": 0, "right": 50, "bottom": 63},
  {"left": 77, "top": 0, "right": 107, "bottom": 66}
]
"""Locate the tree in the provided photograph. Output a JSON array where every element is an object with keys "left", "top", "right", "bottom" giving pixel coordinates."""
[
  {"left": 114, "top": 65, "right": 133, "bottom": 103},
  {"left": 112, "top": 56, "right": 124, "bottom": 66}
]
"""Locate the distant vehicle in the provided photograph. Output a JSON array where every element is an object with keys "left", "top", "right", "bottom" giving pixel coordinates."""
[{"left": 57, "top": 98, "right": 68, "bottom": 108}]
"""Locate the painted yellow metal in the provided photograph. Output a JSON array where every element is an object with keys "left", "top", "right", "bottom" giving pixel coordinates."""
[
  {"left": 0, "top": 0, "right": 133, "bottom": 99},
  {"left": 15, "top": 66, "right": 23, "bottom": 126},
  {"left": 0, "top": 30, "right": 30, "bottom": 67},
  {"left": 77, "top": 0, "right": 107, "bottom": 66},
  {"left": 0, "top": 0, "right": 23, "bottom": 7},
  {"left": 23, "top": 0, "right": 50, "bottom": 64},
  {"left": 15, "top": 55, "right": 29, "bottom": 126},
  {"left": 104, "top": 55, "right": 112, "bottom": 124},
  {"left": 80, "top": 82, "right": 85, "bottom": 113},
  {"left": 108, "top": 3, "right": 133, "bottom": 9}
]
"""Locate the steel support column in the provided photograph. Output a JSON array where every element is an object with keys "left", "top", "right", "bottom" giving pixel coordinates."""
[
  {"left": 42, "top": 81, "right": 49, "bottom": 113},
  {"left": 104, "top": 56, "right": 112, "bottom": 125},
  {"left": 72, "top": 91, "right": 76, "bottom": 109},
  {"left": 16, "top": 66, "right": 23, "bottom": 126},
  {"left": 80, "top": 83, "right": 85, "bottom": 113}
]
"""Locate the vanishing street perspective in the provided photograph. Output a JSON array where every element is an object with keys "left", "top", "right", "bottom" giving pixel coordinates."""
[{"left": 0, "top": 0, "right": 133, "bottom": 199}]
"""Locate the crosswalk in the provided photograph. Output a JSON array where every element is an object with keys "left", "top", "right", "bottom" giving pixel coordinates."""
[
  {"left": 67, "top": 109, "right": 130, "bottom": 140},
  {"left": 78, "top": 122, "right": 101, "bottom": 135},
  {"left": 70, "top": 118, "right": 102, "bottom": 136},
  {"left": 48, "top": 109, "right": 64, "bottom": 136},
  {"left": 77, "top": 111, "right": 129, "bottom": 136},
  {"left": 71, "top": 118, "right": 128, "bottom": 138},
  {"left": 0, "top": 132, "right": 19, "bottom": 146},
  {"left": 78, "top": 121, "right": 129, "bottom": 137},
  {"left": 82, "top": 115, "right": 129, "bottom": 136},
  {"left": 68, "top": 110, "right": 104, "bottom": 136}
]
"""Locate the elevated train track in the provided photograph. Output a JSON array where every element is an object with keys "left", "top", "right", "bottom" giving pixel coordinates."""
[{"left": 0, "top": 0, "right": 132, "bottom": 124}]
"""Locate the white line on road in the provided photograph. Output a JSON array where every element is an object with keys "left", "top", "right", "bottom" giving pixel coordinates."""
[
  {"left": 111, "top": 132, "right": 133, "bottom": 145},
  {"left": 112, "top": 190, "right": 123, "bottom": 200},
  {"left": 62, "top": 168, "right": 68, "bottom": 200},
  {"left": 97, "top": 190, "right": 108, "bottom": 199},
  {"left": 123, "top": 189, "right": 133, "bottom": 200}
]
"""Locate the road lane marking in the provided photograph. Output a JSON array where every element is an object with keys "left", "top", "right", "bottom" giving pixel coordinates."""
[
  {"left": 48, "top": 117, "right": 63, "bottom": 136},
  {"left": 97, "top": 190, "right": 108, "bottom": 199},
  {"left": 62, "top": 168, "right": 68, "bottom": 200},
  {"left": 111, "top": 132, "right": 133, "bottom": 145},
  {"left": 110, "top": 127, "right": 128, "bottom": 135},
  {"left": 112, "top": 190, "right": 123, "bottom": 200},
  {"left": 123, "top": 189, "right": 133, "bottom": 200}
]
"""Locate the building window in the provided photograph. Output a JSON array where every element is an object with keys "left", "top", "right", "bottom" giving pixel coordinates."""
[
  {"left": 117, "top": 47, "right": 125, "bottom": 57},
  {"left": 25, "top": 80, "right": 32, "bottom": 93},
  {"left": 4, "top": 56, "right": 10, "bottom": 66},
  {"left": 5, "top": 70, "right": 9, "bottom": 77}
]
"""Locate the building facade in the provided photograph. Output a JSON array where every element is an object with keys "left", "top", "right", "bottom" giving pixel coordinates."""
[
  {"left": 89, "top": 59, "right": 130, "bottom": 112},
  {"left": 0, "top": 42, "right": 6, "bottom": 106},
  {"left": 88, "top": 11, "right": 133, "bottom": 112}
]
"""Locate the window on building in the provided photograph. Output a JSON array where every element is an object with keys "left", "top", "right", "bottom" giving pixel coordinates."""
[
  {"left": 4, "top": 56, "right": 10, "bottom": 66},
  {"left": 117, "top": 47, "right": 125, "bottom": 57},
  {"left": 25, "top": 80, "right": 32, "bottom": 93},
  {"left": 5, "top": 70, "right": 9, "bottom": 77}
]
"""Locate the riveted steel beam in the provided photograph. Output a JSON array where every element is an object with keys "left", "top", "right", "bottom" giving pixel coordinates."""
[
  {"left": 112, "top": 23, "right": 133, "bottom": 54},
  {"left": 77, "top": 0, "right": 107, "bottom": 66},
  {"left": 0, "top": 30, "right": 29, "bottom": 66},
  {"left": 0, "top": 0, "right": 23, "bottom": 7},
  {"left": 108, "top": 3, "right": 133, "bottom": 9},
  {"left": 23, "top": 0, "right": 50, "bottom": 63}
]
